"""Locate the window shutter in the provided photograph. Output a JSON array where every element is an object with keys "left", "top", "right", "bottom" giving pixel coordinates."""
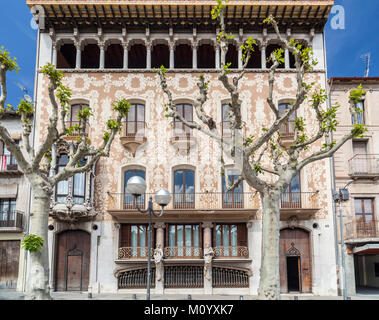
[
  {"left": 120, "top": 224, "right": 131, "bottom": 247},
  {"left": 237, "top": 223, "right": 248, "bottom": 247}
]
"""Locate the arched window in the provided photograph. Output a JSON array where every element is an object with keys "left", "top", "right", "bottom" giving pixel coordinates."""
[
  {"left": 128, "top": 43, "right": 146, "bottom": 69},
  {"left": 174, "top": 169, "right": 195, "bottom": 209},
  {"left": 174, "top": 104, "right": 193, "bottom": 137},
  {"left": 197, "top": 43, "right": 215, "bottom": 69},
  {"left": 246, "top": 43, "right": 262, "bottom": 69},
  {"left": 57, "top": 43, "right": 76, "bottom": 69},
  {"left": 66, "top": 104, "right": 90, "bottom": 136},
  {"left": 222, "top": 103, "right": 234, "bottom": 137},
  {"left": 81, "top": 44, "right": 100, "bottom": 69},
  {"left": 225, "top": 44, "right": 238, "bottom": 69},
  {"left": 175, "top": 43, "right": 192, "bottom": 69},
  {"left": 56, "top": 155, "right": 69, "bottom": 203},
  {"left": 222, "top": 169, "right": 243, "bottom": 208},
  {"left": 124, "top": 169, "right": 146, "bottom": 209},
  {"left": 105, "top": 43, "right": 123, "bottom": 69},
  {"left": 152, "top": 43, "right": 169, "bottom": 69},
  {"left": 124, "top": 104, "right": 145, "bottom": 138},
  {"left": 278, "top": 103, "right": 296, "bottom": 137}
]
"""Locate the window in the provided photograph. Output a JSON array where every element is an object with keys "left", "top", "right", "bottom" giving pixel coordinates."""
[
  {"left": 57, "top": 43, "right": 76, "bottom": 69},
  {"left": 174, "top": 44, "right": 192, "bottom": 69},
  {"left": 222, "top": 171, "right": 243, "bottom": 208},
  {"left": 354, "top": 198, "right": 376, "bottom": 237},
  {"left": 167, "top": 224, "right": 201, "bottom": 257},
  {"left": 0, "top": 198, "right": 16, "bottom": 225},
  {"left": 352, "top": 101, "right": 365, "bottom": 125},
  {"left": 222, "top": 103, "right": 234, "bottom": 137},
  {"left": 105, "top": 43, "right": 123, "bottom": 69},
  {"left": 120, "top": 224, "right": 153, "bottom": 258},
  {"left": 66, "top": 104, "right": 89, "bottom": 136},
  {"left": 151, "top": 43, "right": 169, "bottom": 69},
  {"left": 266, "top": 44, "right": 284, "bottom": 69},
  {"left": 56, "top": 155, "right": 69, "bottom": 203},
  {"left": 225, "top": 44, "right": 238, "bottom": 69},
  {"left": 214, "top": 224, "right": 248, "bottom": 257},
  {"left": 128, "top": 44, "right": 146, "bottom": 69},
  {"left": 73, "top": 158, "right": 86, "bottom": 204},
  {"left": 0, "top": 140, "right": 18, "bottom": 171},
  {"left": 197, "top": 43, "right": 215, "bottom": 69},
  {"left": 281, "top": 172, "right": 301, "bottom": 208},
  {"left": 124, "top": 169, "right": 145, "bottom": 209},
  {"left": 246, "top": 43, "right": 262, "bottom": 69},
  {"left": 174, "top": 104, "right": 193, "bottom": 137},
  {"left": 278, "top": 103, "right": 296, "bottom": 137},
  {"left": 125, "top": 104, "right": 145, "bottom": 137},
  {"left": 81, "top": 44, "right": 100, "bottom": 69},
  {"left": 174, "top": 169, "right": 195, "bottom": 209}
]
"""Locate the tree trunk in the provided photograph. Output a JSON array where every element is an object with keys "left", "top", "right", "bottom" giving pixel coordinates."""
[
  {"left": 24, "top": 185, "right": 52, "bottom": 300},
  {"left": 258, "top": 190, "right": 281, "bottom": 300}
]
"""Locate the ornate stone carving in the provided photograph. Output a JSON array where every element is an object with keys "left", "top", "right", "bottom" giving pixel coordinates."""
[
  {"left": 204, "top": 245, "right": 214, "bottom": 280},
  {"left": 153, "top": 244, "right": 164, "bottom": 282},
  {"left": 287, "top": 215, "right": 299, "bottom": 229},
  {"left": 286, "top": 242, "right": 301, "bottom": 257}
]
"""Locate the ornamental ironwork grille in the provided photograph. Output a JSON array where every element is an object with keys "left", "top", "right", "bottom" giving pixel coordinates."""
[
  {"left": 164, "top": 266, "right": 203, "bottom": 288},
  {"left": 118, "top": 268, "right": 155, "bottom": 289},
  {"left": 212, "top": 267, "right": 249, "bottom": 288}
]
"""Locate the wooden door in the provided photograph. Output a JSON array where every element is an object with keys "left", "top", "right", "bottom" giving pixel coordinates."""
[
  {"left": 0, "top": 240, "right": 20, "bottom": 289},
  {"left": 280, "top": 228, "right": 312, "bottom": 293},
  {"left": 55, "top": 230, "right": 90, "bottom": 291}
]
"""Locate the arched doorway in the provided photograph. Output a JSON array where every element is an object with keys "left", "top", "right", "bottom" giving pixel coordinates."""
[
  {"left": 55, "top": 230, "right": 91, "bottom": 291},
  {"left": 280, "top": 228, "right": 312, "bottom": 293}
]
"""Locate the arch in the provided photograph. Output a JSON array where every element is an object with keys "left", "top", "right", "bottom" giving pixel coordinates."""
[
  {"left": 279, "top": 227, "right": 312, "bottom": 293},
  {"left": 266, "top": 41, "right": 285, "bottom": 69},
  {"left": 128, "top": 41, "right": 146, "bottom": 69},
  {"left": 81, "top": 40, "right": 100, "bottom": 69},
  {"left": 174, "top": 41, "right": 192, "bottom": 69},
  {"left": 197, "top": 41, "right": 215, "bottom": 69},
  {"left": 56, "top": 39, "right": 76, "bottom": 69},
  {"left": 105, "top": 40, "right": 123, "bottom": 69},
  {"left": 69, "top": 98, "right": 90, "bottom": 106},
  {"left": 152, "top": 40, "right": 169, "bottom": 69},
  {"left": 246, "top": 42, "right": 262, "bottom": 69},
  {"left": 225, "top": 43, "right": 238, "bottom": 69},
  {"left": 54, "top": 229, "right": 91, "bottom": 291}
]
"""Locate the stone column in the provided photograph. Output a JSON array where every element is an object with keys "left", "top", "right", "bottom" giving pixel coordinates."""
[
  {"left": 238, "top": 43, "right": 243, "bottom": 69},
  {"left": 192, "top": 41, "right": 198, "bottom": 69},
  {"left": 52, "top": 42, "right": 57, "bottom": 67},
  {"left": 146, "top": 41, "right": 152, "bottom": 69},
  {"left": 122, "top": 42, "right": 128, "bottom": 69},
  {"left": 169, "top": 42, "right": 175, "bottom": 69},
  {"left": 75, "top": 41, "right": 81, "bottom": 69},
  {"left": 202, "top": 222, "right": 214, "bottom": 295},
  {"left": 215, "top": 44, "right": 220, "bottom": 69},
  {"left": 154, "top": 222, "right": 165, "bottom": 294},
  {"left": 285, "top": 47, "right": 290, "bottom": 69},
  {"left": 99, "top": 41, "right": 105, "bottom": 69},
  {"left": 261, "top": 44, "right": 266, "bottom": 70}
]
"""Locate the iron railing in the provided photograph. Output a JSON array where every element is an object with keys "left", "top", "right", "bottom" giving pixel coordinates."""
[
  {"left": 348, "top": 154, "right": 379, "bottom": 177},
  {"left": 213, "top": 246, "right": 249, "bottom": 258},
  {"left": 212, "top": 267, "right": 249, "bottom": 288},
  {"left": 121, "top": 121, "right": 146, "bottom": 138},
  {"left": 118, "top": 268, "right": 155, "bottom": 289},
  {"left": 108, "top": 192, "right": 318, "bottom": 211},
  {"left": 64, "top": 121, "right": 90, "bottom": 136},
  {"left": 0, "top": 211, "right": 24, "bottom": 229},
  {"left": 118, "top": 247, "right": 154, "bottom": 259},
  {"left": 0, "top": 155, "right": 18, "bottom": 172},
  {"left": 163, "top": 246, "right": 203, "bottom": 259},
  {"left": 164, "top": 266, "right": 204, "bottom": 288},
  {"left": 345, "top": 220, "right": 379, "bottom": 240}
]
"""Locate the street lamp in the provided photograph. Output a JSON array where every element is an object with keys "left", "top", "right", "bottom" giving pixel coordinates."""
[
  {"left": 334, "top": 179, "right": 354, "bottom": 300},
  {"left": 126, "top": 176, "right": 171, "bottom": 300}
]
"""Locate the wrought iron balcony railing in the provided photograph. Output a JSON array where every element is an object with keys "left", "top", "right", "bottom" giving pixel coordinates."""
[
  {"left": 213, "top": 246, "right": 249, "bottom": 258},
  {"left": 0, "top": 211, "right": 24, "bottom": 230},
  {"left": 64, "top": 121, "right": 90, "bottom": 137},
  {"left": 0, "top": 155, "right": 18, "bottom": 172},
  {"left": 108, "top": 191, "right": 318, "bottom": 211},
  {"left": 348, "top": 154, "right": 379, "bottom": 178},
  {"left": 121, "top": 121, "right": 146, "bottom": 139},
  {"left": 118, "top": 247, "right": 154, "bottom": 260},
  {"left": 345, "top": 220, "right": 379, "bottom": 240},
  {"left": 164, "top": 246, "right": 203, "bottom": 259}
]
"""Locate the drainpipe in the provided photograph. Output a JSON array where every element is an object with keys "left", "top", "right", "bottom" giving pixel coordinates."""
[{"left": 323, "top": 30, "right": 340, "bottom": 293}]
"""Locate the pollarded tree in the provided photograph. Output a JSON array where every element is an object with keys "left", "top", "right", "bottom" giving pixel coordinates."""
[
  {"left": 0, "top": 48, "right": 130, "bottom": 300},
  {"left": 157, "top": 1, "right": 366, "bottom": 300}
]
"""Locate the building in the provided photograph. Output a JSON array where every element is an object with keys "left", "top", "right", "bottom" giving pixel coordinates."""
[
  {"left": 0, "top": 111, "right": 30, "bottom": 291},
  {"left": 27, "top": 0, "right": 338, "bottom": 296},
  {"left": 330, "top": 77, "right": 379, "bottom": 296}
]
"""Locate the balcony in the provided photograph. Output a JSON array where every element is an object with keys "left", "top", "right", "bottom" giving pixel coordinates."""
[
  {"left": 164, "top": 247, "right": 203, "bottom": 259},
  {"left": 345, "top": 220, "right": 379, "bottom": 242},
  {"left": 120, "top": 121, "right": 147, "bottom": 156},
  {"left": 117, "top": 247, "right": 153, "bottom": 260},
  {"left": 213, "top": 246, "right": 249, "bottom": 259},
  {"left": 63, "top": 121, "right": 90, "bottom": 140},
  {"left": 279, "top": 122, "right": 295, "bottom": 148},
  {"left": 0, "top": 211, "right": 24, "bottom": 232},
  {"left": 0, "top": 155, "right": 21, "bottom": 175},
  {"left": 280, "top": 192, "right": 320, "bottom": 220},
  {"left": 349, "top": 154, "right": 379, "bottom": 179}
]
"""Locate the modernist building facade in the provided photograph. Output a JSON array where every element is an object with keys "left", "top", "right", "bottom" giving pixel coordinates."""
[
  {"left": 330, "top": 77, "right": 379, "bottom": 295},
  {"left": 0, "top": 112, "right": 30, "bottom": 291},
  {"left": 27, "top": 0, "right": 338, "bottom": 296}
]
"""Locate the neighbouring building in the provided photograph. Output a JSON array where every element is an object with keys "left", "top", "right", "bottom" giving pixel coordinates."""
[
  {"left": 27, "top": 0, "right": 338, "bottom": 296},
  {"left": 0, "top": 111, "right": 30, "bottom": 291},
  {"left": 330, "top": 77, "right": 379, "bottom": 296}
]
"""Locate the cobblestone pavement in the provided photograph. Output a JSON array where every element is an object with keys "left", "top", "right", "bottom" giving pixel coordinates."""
[{"left": 1, "top": 289, "right": 379, "bottom": 300}]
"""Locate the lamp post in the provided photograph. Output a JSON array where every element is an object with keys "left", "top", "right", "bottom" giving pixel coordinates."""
[
  {"left": 334, "top": 179, "right": 354, "bottom": 300},
  {"left": 126, "top": 176, "right": 171, "bottom": 300}
]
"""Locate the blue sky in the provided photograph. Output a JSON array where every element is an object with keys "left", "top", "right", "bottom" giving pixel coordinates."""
[{"left": 0, "top": 0, "right": 378, "bottom": 107}]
